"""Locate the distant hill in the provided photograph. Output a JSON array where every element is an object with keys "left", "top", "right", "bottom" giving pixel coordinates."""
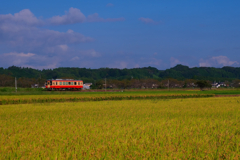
[{"left": 0, "top": 65, "right": 240, "bottom": 82}]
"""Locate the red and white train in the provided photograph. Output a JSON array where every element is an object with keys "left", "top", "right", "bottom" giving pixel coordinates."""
[{"left": 45, "top": 79, "right": 83, "bottom": 91}]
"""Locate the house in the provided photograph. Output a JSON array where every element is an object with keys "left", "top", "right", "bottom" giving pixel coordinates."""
[
  {"left": 212, "top": 82, "right": 226, "bottom": 88},
  {"left": 83, "top": 83, "right": 92, "bottom": 89},
  {"left": 31, "top": 84, "right": 39, "bottom": 88}
]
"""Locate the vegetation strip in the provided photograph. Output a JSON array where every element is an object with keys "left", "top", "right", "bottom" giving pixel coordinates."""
[{"left": 0, "top": 94, "right": 214, "bottom": 105}]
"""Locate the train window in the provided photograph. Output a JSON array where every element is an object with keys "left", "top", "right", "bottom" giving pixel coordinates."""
[
  {"left": 78, "top": 82, "right": 80, "bottom": 85},
  {"left": 69, "top": 82, "right": 71, "bottom": 85},
  {"left": 70, "top": 82, "right": 73, "bottom": 85},
  {"left": 74, "top": 82, "right": 76, "bottom": 85},
  {"left": 63, "top": 82, "right": 65, "bottom": 85},
  {"left": 60, "top": 82, "right": 62, "bottom": 85}
]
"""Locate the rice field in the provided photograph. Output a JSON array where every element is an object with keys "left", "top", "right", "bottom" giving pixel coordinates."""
[
  {"left": 0, "top": 90, "right": 203, "bottom": 100},
  {"left": 0, "top": 94, "right": 214, "bottom": 105},
  {"left": 0, "top": 97, "right": 239, "bottom": 159}
]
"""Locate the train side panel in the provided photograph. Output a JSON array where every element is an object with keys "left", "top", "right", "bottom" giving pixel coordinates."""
[{"left": 45, "top": 80, "right": 83, "bottom": 90}]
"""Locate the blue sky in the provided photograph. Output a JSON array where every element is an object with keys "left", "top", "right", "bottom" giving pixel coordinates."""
[{"left": 0, "top": 0, "right": 240, "bottom": 69}]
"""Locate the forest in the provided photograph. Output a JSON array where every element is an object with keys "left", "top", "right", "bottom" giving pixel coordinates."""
[{"left": 0, "top": 64, "right": 240, "bottom": 88}]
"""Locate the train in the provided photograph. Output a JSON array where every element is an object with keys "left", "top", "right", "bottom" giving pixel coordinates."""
[{"left": 45, "top": 79, "right": 83, "bottom": 91}]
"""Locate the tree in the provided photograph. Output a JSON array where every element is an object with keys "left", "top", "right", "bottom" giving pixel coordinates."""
[
  {"left": 95, "top": 80, "right": 103, "bottom": 89},
  {"left": 232, "top": 79, "right": 240, "bottom": 88},
  {"left": 195, "top": 80, "right": 211, "bottom": 91}
]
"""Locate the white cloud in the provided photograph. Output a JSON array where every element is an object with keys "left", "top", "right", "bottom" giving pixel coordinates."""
[
  {"left": 110, "top": 61, "right": 128, "bottom": 69},
  {"left": 44, "top": 45, "right": 69, "bottom": 54},
  {"left": 67, "top": 29, "right": 74, "bottom": 33},
  {"left": 58, "top": 45, "right": 68, "bottom": 51},
  {"left": 1, "top": 52, "right": 35, "bottom": 66},
  {"left": 0, "top": 52, "right": 62, "bottom": 69},
  {"left": 3, "top": 52, "right": 35, "bottom": 57},
  {"left": 0, "top": 9, "right": 43, "bottom": 26},
  {"left": 170, "top": 57, "right": 189, "bottom": 67},
  {"left": 170, "top": 57, "right": 181, "bottom": 67},
  {"left": 79, "top": 49, "right": 101, "bottom": 57},
  {"left": 106, "top": 3, "right": 114, "bottom": 7},
  {"left": 0, "top": 9, "right": 94, "bottom": 49},
  {"left": 199, "top": 56, "right": 239, "bottom": 67},
  {"left": 134, "top": 64, "right": 140, "bottom": 68},
  {"left": 87, "top": 13, "right": 125, "bottom": 22},
  {"left": 48, "top": 7, "right": 86, "bottom": 25},
  {"left": 0, "top": 8, "right": 125, "bottom": 28},
  {"left": 142, "top": 58, "right": 162, "bottom": 67},
  {"left": 139, "top": 17, "right": 160, "bottom": 24},
  {"left": 0, "top": 8, "right": 125, "bottom": 69},
  {"left": 70, "top": 56, "right": 80, "bottom": 61},
  {"left": 0, "top": 23, "right": 93, "bottom": 48},
  {"left": 48, "top": 8, "right": 125, "bottom": 25}
]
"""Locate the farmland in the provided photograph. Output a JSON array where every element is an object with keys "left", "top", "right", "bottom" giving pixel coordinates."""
[
  {"left": 1, "top": 87, "right": 240, "bottom": 105},
  {"left": 0, "top": 97, "right": 239, "bottom": 159}
]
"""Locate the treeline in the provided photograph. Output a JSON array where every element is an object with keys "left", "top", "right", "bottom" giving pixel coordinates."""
[
  {"left": 1, "top": 74, "right": 240, "bottom": 89},
  {"left": 1, "top": 64, "right": 240, "bottom": 88},
  {"left": 94, "top": 78, "right": 240, "bottom": 89},
  {"left": 0, "top": 74, "right": 45, "bottom": 88},
  {"left": 94, "top": 78, "right": 195, "bottom": 89}
]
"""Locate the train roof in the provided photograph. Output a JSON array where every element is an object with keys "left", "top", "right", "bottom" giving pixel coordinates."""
[{"left": 47, "top": 79, "right": 83, "bottom": 81}]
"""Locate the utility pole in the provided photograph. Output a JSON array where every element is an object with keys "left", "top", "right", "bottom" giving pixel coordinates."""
[
  {"left": 38, "top": 74, "right": 41, "bottom": 88},
  {"left": 168, "top": 79, "right": 169, "bottom": 91},
  {"left": 15, "top": 77, "right": 17, "bottom": 93},
  {"left": 105, "top": 78, "right": 106, "bottom": 92}
]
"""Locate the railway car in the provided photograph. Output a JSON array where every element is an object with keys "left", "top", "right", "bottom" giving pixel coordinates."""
[{"left": 45, "top": 79, "right": 83, "bottom": 91}]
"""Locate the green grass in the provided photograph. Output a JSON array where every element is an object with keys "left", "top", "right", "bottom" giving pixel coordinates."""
[
  {"left": 0, "top": 97, "right": 239, "bottom": 159},
  {"left": 0, "top": 94, "right": 214, "bottom": 105},
  {"left": 1, "top": 87, "right": 240, "bottom": 96}
]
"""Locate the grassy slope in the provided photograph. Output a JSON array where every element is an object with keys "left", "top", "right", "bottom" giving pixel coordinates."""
[{"left": 0, "top": 98, "right": 239, "bottom": 159}]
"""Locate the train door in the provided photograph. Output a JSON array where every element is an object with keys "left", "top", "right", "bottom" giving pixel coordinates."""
[{"left": 47, "top": 81, "right": 51, "bottom": 88}]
